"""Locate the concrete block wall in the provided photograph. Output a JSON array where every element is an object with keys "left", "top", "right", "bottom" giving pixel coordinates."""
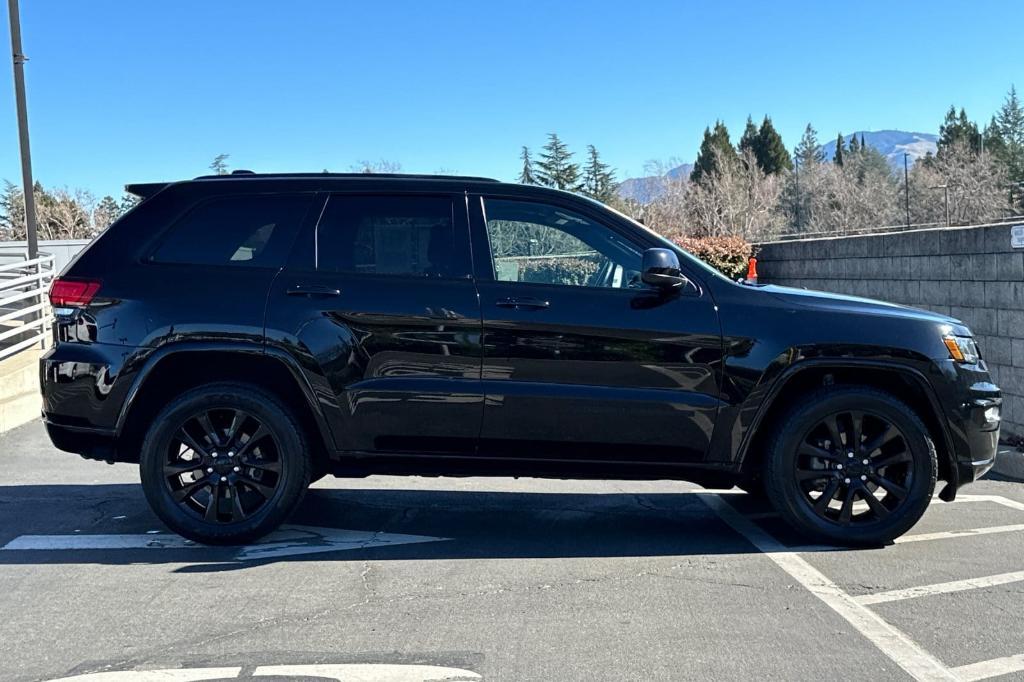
[{"left": 757, "top": 222, "right": 1023, "bottom": 439}]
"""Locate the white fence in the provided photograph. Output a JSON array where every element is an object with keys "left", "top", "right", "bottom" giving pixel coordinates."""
[
  {"left": 0, "top": 239, "right": 91, "bottom": 276},
  {"left": 0, "top": 251, "right": 55, "bottom": 361}
]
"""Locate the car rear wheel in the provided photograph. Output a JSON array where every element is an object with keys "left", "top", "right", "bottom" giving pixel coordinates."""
[
  {"left": 140, "top": 382, "right": 311, "bottom": 545},
  {"left": 764, "top": 386, "right": 937, "bottom": 547}
]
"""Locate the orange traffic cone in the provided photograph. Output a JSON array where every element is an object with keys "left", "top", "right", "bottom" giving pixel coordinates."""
[{"left": 745, "top": 257, "right": 758, "bottom": 285}]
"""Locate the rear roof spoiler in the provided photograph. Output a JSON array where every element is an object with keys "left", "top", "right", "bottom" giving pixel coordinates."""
[{"left": 124, "top": 182, "right": 170, "bottom": 199}]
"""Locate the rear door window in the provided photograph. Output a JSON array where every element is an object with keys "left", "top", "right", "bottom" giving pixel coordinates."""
[
  {"left": 150, "top": 194, "right": 311, "bottom": 268},
  {"left": 316, "top": 195, "right": 463, "bottom": 277}
]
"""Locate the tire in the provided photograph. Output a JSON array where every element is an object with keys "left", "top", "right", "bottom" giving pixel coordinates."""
[
  {"left": 764, "top": 386, "right": 937, "bottom": 547},
  {"left": 140, "top": 382, "right": 311, "bottom": 545}
]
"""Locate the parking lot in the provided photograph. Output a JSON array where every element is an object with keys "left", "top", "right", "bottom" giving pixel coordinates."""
[{"left": 2, "top": 420, "right": 1024, "bottom": 682}]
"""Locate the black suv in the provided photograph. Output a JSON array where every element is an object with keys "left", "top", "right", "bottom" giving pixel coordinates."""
[{"left": 41, "top": 173, "right": 1001, "bottom": 546}]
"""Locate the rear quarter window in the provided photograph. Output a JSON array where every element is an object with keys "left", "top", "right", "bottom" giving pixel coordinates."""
[{"left": 149, "top": 194, "right": 311, "bottom": 268}]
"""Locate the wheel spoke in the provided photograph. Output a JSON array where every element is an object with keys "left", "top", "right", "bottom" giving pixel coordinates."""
[
  {"left": 176, "top": 428, "right": 210, "bottom": 459},
  {"left": 838, "top": 485, "right": 857, "bottom": 524},
  {"left": 235, "top": 425, "right": 270, "bottom": 459},
  {"left": 238, "top": 473, "right": 276, "bottom": 500},
  {"left": 224, "top": 410, "right": 245, "bottom": 448},
  {"left": 171, "top": 477, "right": 208, "bottom": 502},
  {"left": 230, "top": 488, "right": 247, "bottom": 522},
  {"left": 814, "top": 479, "right": 841, "bottom": 514},
  {"left": 196, "top": 413, "right": 221, "bottom": 448},
  {"left": 825, "top": 415, "right": 845, "bottom": 450},
  {"left": 796, "top": 469, "right": 830, "bottom": 482},
  {"left": 798, "top": 443, "right": 838, "bottom": 461},
  {"left": 861, "top": 424, "right": 897, "bottom": 456},
  {"left": 872, "top": 450, "right": 912, "bottom": 470},
  {"left": 204, "top": 482, "right": 222, "bottom": 521},
  {"left": 870, "top": 474, "right": 908, "bottom": 501},
  {"left": 849, "top": 411, "right": 864, "bottom": 450},
  {"left": 242, "top": 458, "right": 281, "bottom": 474},
  {"left": 165, "top": 459, "right": 204, "bottom": 477},
  {"left": 861, "top": 488, "right": 890, "bottom": 519}
]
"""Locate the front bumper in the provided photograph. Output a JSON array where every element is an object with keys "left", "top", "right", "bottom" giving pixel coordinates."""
[{"left": 936, "top": 358, "right": 1001, "bottom": 494}]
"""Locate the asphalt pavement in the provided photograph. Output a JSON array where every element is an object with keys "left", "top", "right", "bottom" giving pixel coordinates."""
[{"left": 2, "top": 420, "right": 1024, "bottom": 682}]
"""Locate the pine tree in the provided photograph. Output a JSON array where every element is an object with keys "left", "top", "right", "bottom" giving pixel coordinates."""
[
  {"left": 518, "top": 146, "right": 537, "bottom": 185},
  {"left": 860, "top": 133, "right": 866, "bottom": 150},
  {"left": 995, "top": 85, "right": 1024, "bottom": 183},
  {"left": 691, "top": 121, "right": 738, "bottom": 183},
  {"left": 738, "top": 116, "right": 759, "bottom": 157},
  {"left": 794, "top": 123, "right": 825, "bottom": 167},
  {"left": 834, "top": 133, "right": 845, "bottom": 166},
  {"left": 754, "top": 116, "right": 793, "bottom": 174},
  {"left": 580, "top": 145, "right": 617, "bottom": 203},
  {"left": 938, "top": 106, "right": 981, "bottom": 155},
  {"left": 119, "top": 192, "right": 141, "bottom": 215},
  {"left": 848, "top": 133, "right": 860, "bottom": 156},
  {"left": 536, "top": 133, "right": 580, "bottom": 190},
  {"left": 209, "top": 154, "right": 230, "bottom": 175},
  {"left": 94, "top": 195, "right": 121, "bottom": 230}
]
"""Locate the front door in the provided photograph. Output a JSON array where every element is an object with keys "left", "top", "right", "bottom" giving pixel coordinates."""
[
  {"left": 266, "top": 192, "right": 483, "bottom": 455},
  {"left": 470, "top": 195, "right": 724, "bottom": 464}
]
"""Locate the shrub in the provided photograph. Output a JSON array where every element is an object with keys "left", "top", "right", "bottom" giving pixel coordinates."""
[
  {"left": 672, "top": 235, "right": 753, "bottom": 280},
  {"left": 519, "top": 256, "right": 600, "bottom": 286}
]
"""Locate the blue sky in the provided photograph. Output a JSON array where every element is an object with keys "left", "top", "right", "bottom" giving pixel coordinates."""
[{"left": 1, "top": 0, "right": 1022, "bottom": 199}]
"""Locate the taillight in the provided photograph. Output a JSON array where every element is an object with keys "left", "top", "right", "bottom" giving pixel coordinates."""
[{"left": 49, "top": 278, "right": 102, "bottom": 307}]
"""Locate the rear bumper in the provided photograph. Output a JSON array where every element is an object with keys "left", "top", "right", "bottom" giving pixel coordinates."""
[{"left": 43, "top": 419, "right": 118, "bottom": 463}]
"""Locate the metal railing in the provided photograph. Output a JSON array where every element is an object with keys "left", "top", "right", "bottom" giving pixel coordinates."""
[
  {"left": 769, "top": 214, "right": 1024, "bottom": 243},
  {"left": 0, "top": 252, "right": 55, "bottom": 361}
]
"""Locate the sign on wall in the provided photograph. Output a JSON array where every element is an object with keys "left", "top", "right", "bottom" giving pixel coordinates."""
[{"left": 1012, "top": 224, "right": 1024, "bottom": 249}]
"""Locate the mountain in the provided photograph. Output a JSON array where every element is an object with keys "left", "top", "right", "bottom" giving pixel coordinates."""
[
  {"left": 820, "top": 130, "right": 937, "bottom": 170},
  {"left": 616, "top": 163, "right": 692, "bottom": 203}
]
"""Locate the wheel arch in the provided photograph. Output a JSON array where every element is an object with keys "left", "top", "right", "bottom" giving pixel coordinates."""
[
  {"left": 115, "top": 343, "right": 334, "bottom": 469},
  {"left": 737, "top": 360, "right": 958, "bottom": 496}
]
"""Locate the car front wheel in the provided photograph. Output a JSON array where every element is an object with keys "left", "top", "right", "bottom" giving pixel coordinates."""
[
  {"left": 139, "top": 382, "right": 311, "bottom": 545},
  {"left": 764, "top": 386, "right": 937, "bottom": 547}
]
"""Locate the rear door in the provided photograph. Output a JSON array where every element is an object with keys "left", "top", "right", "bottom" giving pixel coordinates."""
[
  {"left": 265, "top": 191, "right": 483, "bottom": 455},
  {"left": 470, "top": 194, "right": 724, "bottom": 464}
]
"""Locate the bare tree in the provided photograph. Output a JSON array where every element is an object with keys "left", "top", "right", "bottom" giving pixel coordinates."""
[
  {"left": 351, "top": 159, "right": 403, "bottom": 174},
  {"left": 684, "top": 148, "right": 785, "bottom": 240},
  {"left": 909, "top": 143, "right": 1011, "bottom": 225}
]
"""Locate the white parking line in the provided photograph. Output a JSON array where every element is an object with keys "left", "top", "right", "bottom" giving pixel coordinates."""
[
  {"left": 951, "top": 654, "right": 1024, "bottom": 682},
  {"left": 701, "top": 494, "right": 957, "bottom": 681},
  {"left": 856, "top": 570, "right": 1024, "bottom": 606},
  {"left": 894, "top": 523, "right": 1024, "bottom": 544}
]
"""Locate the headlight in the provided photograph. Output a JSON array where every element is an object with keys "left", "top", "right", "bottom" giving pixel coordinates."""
[{"left": 943, "top": 335, "right": 980, "bottom": 364}]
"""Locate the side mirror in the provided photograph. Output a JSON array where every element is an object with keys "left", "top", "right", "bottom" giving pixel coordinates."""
[{"left": 641, "top": 248, "right": 688, "bottom": 290}]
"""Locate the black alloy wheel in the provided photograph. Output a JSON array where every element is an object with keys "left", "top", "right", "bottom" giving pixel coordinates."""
[
  {"left": 140, "top": 382, "right": 310, "bottom": 545},
  {"left": 163, "top": 408, "right": 282, "bottom": 524},
  {"left": 764, "top": 386, "right": 937, "bottom": 546}
]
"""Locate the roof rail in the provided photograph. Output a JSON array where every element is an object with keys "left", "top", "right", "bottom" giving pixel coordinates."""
[{"left": 191, "top": 171, "right": 500, "bottom": 182}]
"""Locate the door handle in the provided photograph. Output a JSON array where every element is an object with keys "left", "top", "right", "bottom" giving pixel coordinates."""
[
  {"left": 286, "top": 284, "right": 341, "bottom": 297},
  {"left": 496, "top": 296, "right": 550, "bottom": 310}
]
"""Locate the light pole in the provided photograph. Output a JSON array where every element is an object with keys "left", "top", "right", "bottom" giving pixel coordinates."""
[
  {"left": 903, "top": 153, "right": 911, "bottom": 229},
  {"left": 7, "top": 0, "right": 38, "bottom": 259}
]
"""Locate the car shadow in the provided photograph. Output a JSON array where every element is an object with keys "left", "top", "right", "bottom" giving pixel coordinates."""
[{"left": 0, "top": 483, "right": 838, "bottom": 571}]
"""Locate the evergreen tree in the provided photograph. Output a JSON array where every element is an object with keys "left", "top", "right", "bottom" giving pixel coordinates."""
[
  {"left": 860, "top": 133, "right": 866, "bottom": 150},
  {"left": 691, "top": 121, "right": 738, "bottom": 183},
  {"left": 994, "top": 85, "right": 1024, "bottom": 183},
  {"left": 209, "top": 154, "right": 230, "bottom": 175},
  {"left": 738, "top": 116, "right": 759, "bottom": 157},
  {"left": 536, "top": 133, "right": 580, "bottom": 190},
  {"left": 833, "top": 133, "right": 845, "bottom": 166},
  {"left": 119, "top": 192, "right": 141, "bottom": 215},
  {"left": 518, "top": 146, "right": 537, "bottom": 185},
  {"left": 580, "top": 145, "right": 617, "bottom": 203},
  {"left": 94, "top": 195, "right": 121, "bottom": 230},
  {"left": 754, "top": 116, "right": 793, "bottom": 174},
  {"left": 794, "top": 123, "right": 825, "bottom": 166},
  {"left": 938, "top": 106, "right": 981, "bottom": 155},
  {"left": 848, "top": 133, "right": 860, "bottom": 156}
]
